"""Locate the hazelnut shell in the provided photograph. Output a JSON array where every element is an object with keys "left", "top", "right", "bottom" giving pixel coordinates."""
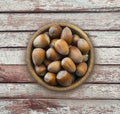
[
  {"left": 35, "top": 64, "right": 46, "bottom": 77},
  {"left": 44, "top": 72, "right": 57, "bottom": 85},
  {"left": 57, "top": 70, "right": 74, "bottom": 86},
  {"left": 69, "top": 46, "right": 83, "bottom": 63},
  {"left": 49, "top": 25, "right": 62, "bottom": 38},
  {"left": 33, "top": 34, "right": 50, "bottom": 48},
  {"left": 61, "top": 57, "right": 76, "bottom": 73},
  {"left": 46, "top": 48, "right": 61, "bottom": 61},
  {"left": 48, "top": 61, "right": 61, "bottom": 73},
  {"left": 77, "top": 39, "right": 90, "bottom": 54},
  {"left": 76, "top": 62, "right": 88, "bottom": 77},
  {"left": 61, "top": 27, "right": 73, "bottom": 44},
  {"left": 32, "top": 48, "right": 45, "bottom": 66},
  {"left": 55, "top": 39, "right": 69, "bottom": 55}
]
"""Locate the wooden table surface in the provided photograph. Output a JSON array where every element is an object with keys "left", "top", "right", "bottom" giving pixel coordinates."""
[{"left": 0, "top": 0, "right": 120, "bottom": 114}]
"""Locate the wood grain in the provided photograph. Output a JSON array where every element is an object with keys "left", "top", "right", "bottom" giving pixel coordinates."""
[
  {"left": 0, "top": 48, "right": 120, "bottom": 64},
  {"left": 0, "top": 99, "right": 120, "bottom": 114},
  {"left": 0, "top": 31, "right": 120, "bottom": 47},
  {"left": 0, "top": 13, "right": 120, "bottom": 31},
  {"left": 0, "top": 0, "right": 119, "bottom": 113},
  {"left": 0, "top": 84, "right": 119, "bottom": 99},
  {"left": 0, "top": 0, "right": 120, "bottom": 12},
  {"left": 0, "top": 65, "right": 120, "bottom": 83}
]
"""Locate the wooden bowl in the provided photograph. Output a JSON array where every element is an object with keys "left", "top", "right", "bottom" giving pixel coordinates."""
[{"left": 27, "top": 22, "right": 94, "bottom": 91}]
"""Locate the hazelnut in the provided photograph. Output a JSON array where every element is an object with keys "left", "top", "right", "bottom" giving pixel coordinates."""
[
  {"left": 76, "top": 62, "right": 88, "bottom": 77},
  {"left": 61, "top": 57, "right": 76, "bottom": 73},
  {"left": 73, "top": 34, "right": 81, "bottom": 45},
  {"left": 46, "top": 48, "right": 61, "bottom": 61},
  {"left": 32, "top": 48, "right": 45, "bottom": 66},
  {"left": 77, "top": 39, "right": 90, "bottom": 54},
  {"left": 35, "top": 64, "right": 46, "bottom": 77},
  {"left": 55, "top": 39, "right": 69, "bottom": 55},
  {"left": 48, "top": 61, "right": 61, "bottom": 73},
  {"left": 61, "top": 27, "right": 73, "bottom": 44},
  {"left": 57, "top": 70, "right": 74, "bottom": 86},
  {"left": 33, "top": 34, "right": 50, "bottom": 48},
  {"left": 44, "top": 72, "right": 57, "bottom": 85},
  {"left": 69, "top": 46, "right": 83, "bottom": 63},
  {"left": 49, "top": 25, "right": 62, "bottom": 38},
  {"left": 50, "top": 39, "right": 59, "bottom": 48}
]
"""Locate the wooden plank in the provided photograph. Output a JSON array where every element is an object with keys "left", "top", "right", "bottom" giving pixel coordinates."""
[
  {"left": 0, "top": 0, "right": 120, "bottom": 12},
  {"left": 0, "top": 65, "right": 35, "bottom": 82},
  {"left": 0, "top": 13, "right": 120, "bottom": 31},
  {"left": 0, "top": 84, "right": 119, "bottom": 99},
  {"left": 0, "top": 99, "right": 120, "bottom": 114},
  {"left": 0, "top": 31, "right": 120, "bottom": 47},
  {"left": 0, "top": 65, "right": 120, "bottom": 83},
  {"left": 0, "top": 48, "right": 120, "bottom": 64},
  {"left": 0, "top": 32, "right": 33, "bottom": 47}
]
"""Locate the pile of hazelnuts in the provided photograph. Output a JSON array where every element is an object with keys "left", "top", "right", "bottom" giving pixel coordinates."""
[{"left": 32, "top": 25, "right": 90, "bottom": 87}]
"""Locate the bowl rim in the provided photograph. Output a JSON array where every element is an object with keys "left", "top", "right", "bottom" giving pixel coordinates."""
[{"left": 26, "top": 22, "right": 94, "bottom": 91}]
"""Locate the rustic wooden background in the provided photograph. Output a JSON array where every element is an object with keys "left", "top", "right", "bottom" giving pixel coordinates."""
[{"left": 0, "top": 0, "right": 120, "bottom": 114}]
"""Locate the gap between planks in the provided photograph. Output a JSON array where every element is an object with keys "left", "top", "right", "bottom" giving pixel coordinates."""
[
  {"left": 0, "top": 10, "right": 120, "bottom": 13},
  {"left": 0, "top": 97, "right": 119, "bottom": 101}
]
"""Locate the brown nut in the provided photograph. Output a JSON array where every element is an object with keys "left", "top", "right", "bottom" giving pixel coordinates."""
[
  {"left": 44, "top": 59, "right": 52, "bottom": 66},
  {"left": 83, "top": 54, "right": 89, "bottom": 62},
  {"left": 73, "top": 34, "right": 81, "bottom": 45},
  {"left": 69, "top": 46, "right": 83, "bottom": 63},
  {"left": 49, "top": 25, "right": 62, "bottom": 38},
  {"left": 44, "top": 72, "right": 57, "bottom": 85},
  {"left": 33, "top": 34, "right": 50, "bottom": 48},
  {"left": 57, "top": 70, "right": 74, "bottom": 86},
  {"left": 76, "top": 62, "right": 88, "bottom": 77},
  {"left": 61, "top": 57, "right": 76, "bottom": 73},
  {"left": 55, "top": 39, "right": 69, "bottom": 55},
  {"left": 46, "top": 47, "right": 61, "bottom": 60},
  {"left": 77, "top": 39, "right": 90, "bottom": 54},
  {"left": 32, "top": 48, "right": 45, "bottom": 66},
  {"left": 35, "top": 64, "right": 46, "bottom": 77},
  {"left": 61, "top": 27, "right": 73, "bottom": 44},
  {"left": 50, "top": 39, "right": 59, "bottom": 48},
  {"left": 48, "top": 61, "right": 61, "bottom": 73}
]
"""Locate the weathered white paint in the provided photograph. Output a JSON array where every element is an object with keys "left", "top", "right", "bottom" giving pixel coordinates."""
[
  {"left": 0, "top": 32, "right": 33, "bottom": 47},
  {"left": 88, "top": 31, "right": 120, "bottom": 47},
  {"left": 0, "top": 31, "right": 120, "bottom": 47},
  {"left": 0, "top": 0, "right": 120, "bottom": 12},
  {"left": 0, "top": 48, "right": 120, "bottom": 64},
  {"left": 86, "top": 65, "right": 120, "bottom": 83},
  {"left": 0, "top": 99, "right": 120, "bottom": 114},
  {"left": 0, "top": 65, "right": 120, "bottom": 83},
  {"left": 0, "top": 13, "right": 120, "bottom": 31},
  {"left": 0, "top": 84, "right": 119, "bottom": 99},
  {"left": 0, "top": 1, "right": 119, "bottom": 113}
]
